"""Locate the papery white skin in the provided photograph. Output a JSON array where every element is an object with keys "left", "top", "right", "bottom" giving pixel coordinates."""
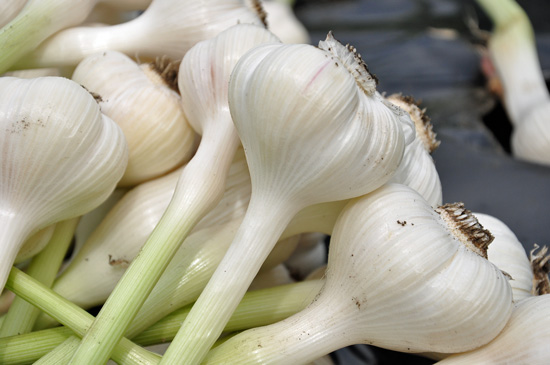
[
  {"left": 0, "top": 76, "right": 128, "bottom": 292},
  {"left": 0, "top": 0, "right": 26, "bottom": 28},
  {"left": 2, "top": 68, "right": 63, "bottom": 79},
  {"left": 14, "top": 224, "right": 56, "bottom": 264},
  {"left": 386, "top": 94, "right": 442, "bottom": 206},
  {"left": 205, "top": 184, "right": 513, "bottom": 364},
  {"left": 16, "top": 0, "right": 267, "bottom": 69},
  {"left": 263, "top": 0, "right": 310, "bottom": 44},
  {"left": 72, "top": 51, "right": 196, "bottom": 186},
  {"left": 437, "top": 294, "right": 550, "bottom": 364},
  {"left": 164, "top": 32, "right": 411, "bottom": 363},
  {"left": 475, "top": 212, "right": 533, "bottom": 302}
]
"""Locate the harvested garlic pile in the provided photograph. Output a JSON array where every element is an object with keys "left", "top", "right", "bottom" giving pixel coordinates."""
[{"left": 0, "top": 1, "right": 547, "bottom": 365}]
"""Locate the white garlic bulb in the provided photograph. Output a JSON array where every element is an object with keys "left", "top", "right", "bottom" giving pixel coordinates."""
[
  {"left": 205, "top": 184, "right": 513, "bottom": 364},
  {"left": 475, "top": 212, "right": 533, "bottom": 302},
  {"left": 262, "top": 0, "right": 310, "bottom": 44},
  {"left": 437, "top": 294, "right": 550, "bottom": 364},
  {"left": 0, "top": 76, "right": 128, "bottom": 292},
  {"left": 72, "top": 50, "right": 195, "bottom": 186},
  {"left": 14, "top": 224, "right": 56, "bottom": 264}
]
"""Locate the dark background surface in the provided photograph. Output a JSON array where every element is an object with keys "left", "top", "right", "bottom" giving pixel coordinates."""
[{"left": 291, "top": 1, "right": 550, "bottom": 363}]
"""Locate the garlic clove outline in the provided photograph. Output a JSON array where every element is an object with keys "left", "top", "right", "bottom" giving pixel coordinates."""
[{"left": 0, "top": 76, "right": 128, "bottom": 292}]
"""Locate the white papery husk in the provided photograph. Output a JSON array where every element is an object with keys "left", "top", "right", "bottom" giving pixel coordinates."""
[
  {"left": 475, "top": 212, "right": 533, "bottom": 302},
  {"left": 262, "top": 0, "right": 310, "bottom": 44},
  {"left": 437, "top": 294, "right": 550, "bottom": 364},
  {"left": 205, "top": 184, "right": 513, "bottom": 364},
  {"left": 0, "top": 76, "right": 128, "bottom": 292},
  {"left": 18, "top": 0, "right": 267, "bottom": 68},
  {"left": 72, "top": 50, "right": 195, "bottom": 186},
  {"left": 386, "top": 94, "right": 442, "bottom": 207}
]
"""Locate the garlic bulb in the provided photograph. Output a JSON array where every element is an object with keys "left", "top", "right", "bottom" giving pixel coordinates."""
[
  {"left": 163, "top": 32, "right": 411, "bottom": 364},
  {"left": 16, "top": 0, "right": 267, "bottom": 69},
  {"left": 0, "top": 76, "right": 128, "bottom": 292},
  {"left": 263, "top": 0, "right": 310, "bottom": 44},
  {"left": 14, "top": 224, "right": 56, "bottom": 264},
  {"left": 250, "top": 264, "right": 294, "bottom": 291},
  {"left": 284, "top": 233, "right": 328, "bottom": 280},
  {"left": 386, "top": 94, "right": 442, "bottom": 207},
  {"left": 72, "top": 50, "right": 195, "bottom": 186},
  {"left": 205, "top": 184, "right": 513, "bottom": 364},
  {"left": 511, "top": 102, "right": 550, "bottom": 165},
  {"left": 475, "top": 212, "right": 533, "bottom": 301},
  {"left": 437, "top": 294, "right": 550, "bottom": 364}
]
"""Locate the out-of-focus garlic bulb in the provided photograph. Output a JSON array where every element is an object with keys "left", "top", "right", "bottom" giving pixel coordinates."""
[
  {"left": 437, "top": 294, "right": 550, "bottom": 364},
  {"left": 0, "top": 0, "right": 26, "bottom": 28},
  {"left": 475, "top": 212, "right": 533, "bottom": 301},
  {"left": 205, "top": 184, "right": 513, "bottom": 364},
  {"left": 387, "top": 94, "right": 442, "bottom": 207},
  {"left": 0, "top": 76, "right": 128, "bottom": 292},
  {"left": 263, "top": 0, "right": 310, "bottom": 44},
  {"left": 72, "top": 51, "right": 195, "bottom": 186}
]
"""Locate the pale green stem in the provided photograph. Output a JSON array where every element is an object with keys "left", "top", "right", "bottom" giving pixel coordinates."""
[
  {"left": 0, "top": 218, "right": 79, "bottom": 337},
  {"left": 34, "top": 335, "right": 80, "bottom": 365},
  {"left": 70, "top": 126, "right": 240, "bottom": 364},
  {"left": 476, "top": 0, "right": 526, "bottom": 30},
  {"left": 0, "top": 280, "right": 324, "bottom": 364},
  {"left": 161, "top": 195, "right": 298, "bottom": 364},
  {"left": 0, "top": 0, "right": 96, "bottom": 74},
  {"left": 5, "top": 267, "right": 160, "bottom": 364}
]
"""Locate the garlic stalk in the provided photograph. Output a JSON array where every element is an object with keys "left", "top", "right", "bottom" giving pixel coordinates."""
[
  {"left": 0, "top": 218, "right": 79, "bottom": 338},
  {"left": 386, "top": 94, "right": 442, "bottom": 207},
  {"left": 0, "top": 0, "right": 26, "bottom": 28},
  {"left": 437, "top": 294, "right": 550, "bottom": 364},
  {"left": 475, "top": 212, "right": 533, "bottom": 301},
  {"left": 0, "top": 280, "right": 325, "bottom": 364},
  {"left": 72, "top": 51, "right": 196, "bottom": 186},
  {"left": 476, "top": 0, "right": 550, "bottom": 165},
  {"left": 0, "top": 0, "right": 98, "bottom": 74},
  {"left": 162, "top": 32, "right": 411, "bottom": 364},
  {"left": 204, "top": 184, "right": 514, "bottom": 364},
  {"left": 70, "top": 24, "right": 280, "bottom": 364},
  {"left": 0, "top": 76, "right": 128, "bottom": 293},
  {"left": 14, "top": 0, "right": 267, "bottom": 70},
  {"left": 4, "top": 267, "right": 160, "bottom": 364}
]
